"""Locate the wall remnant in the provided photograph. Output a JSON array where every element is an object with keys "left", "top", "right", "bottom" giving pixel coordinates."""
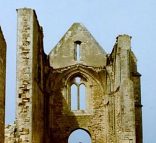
[{"left": 0, "top": 27, "right": 6, "bottom": 143}]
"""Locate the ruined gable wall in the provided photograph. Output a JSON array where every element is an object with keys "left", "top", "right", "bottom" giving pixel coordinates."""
[
  {"left": 47, "top": 33, "right": 142, "bottom": 143},
  {"left": 49, "top": 23, "right": 107, "bottom": 69},
  {"left": 0, "top": 27, "right": 6, "bottom": 143}
]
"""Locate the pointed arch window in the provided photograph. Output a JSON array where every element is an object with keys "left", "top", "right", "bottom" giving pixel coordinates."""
[{"left": 70, "top": 77, "right": 86, "bottom": 111}]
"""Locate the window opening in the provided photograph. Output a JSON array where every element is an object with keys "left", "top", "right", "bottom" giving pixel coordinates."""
[
  {"left": 71, "top": 84, "right": 78, "bottom": 110},
  {"left": 76, "top": 43, "right": 80, "bottom": 61},
  {"left": 71, "top": 77, "right": 86, "bottom": 111},
  {"left": 75, "top": 41, "right": 81, "bottom": 62},
  {"left": 68, "top": 129, "right": 91, "bottom": 143},
  {"left": 79, "top": 84, "right": 86, "bottom": 110}
]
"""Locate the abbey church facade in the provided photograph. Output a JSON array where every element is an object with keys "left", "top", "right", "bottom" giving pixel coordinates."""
[{"left": 0, "top": 8, "right": 142, "bottom": 143}]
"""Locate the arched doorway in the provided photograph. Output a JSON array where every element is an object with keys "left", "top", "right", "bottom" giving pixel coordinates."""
[{"left": 68, "top": 129, "right": 91, "bottom": 143}]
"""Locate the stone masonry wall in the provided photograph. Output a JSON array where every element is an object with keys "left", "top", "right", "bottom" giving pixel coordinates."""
[
  {"left": 31, "top": 11, "right": 45, "bottom": 143},
  {"left": 117, "top": 35, "right": 136, "bottom": 142},
  {"left": 49, "top": 23, "right": 107, "bottom": 68},
  {"left": 46, "top": 66, "right": 109, "bottom": 143},
  {"left": 16, "top": 9, "right": 34, "bottom": 142},
  {"left": 109, "top": 35, "right": 141, "bottom": 143},
  {"left": 5, "top": 123, "right": 17, "bottom": 143},
  {"left": 15, "top": 8, "right": 45, "bottom": 143},
  {"left": 47, "top": 20, "right": 142, "bottom": 143},
  {"left": 0, "top": 27, "right": 6, "bottom": 143}
]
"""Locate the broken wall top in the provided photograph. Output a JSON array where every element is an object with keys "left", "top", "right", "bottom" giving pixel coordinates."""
[{"left": 0, "top": 27, "right": 6, "bottom": 45}]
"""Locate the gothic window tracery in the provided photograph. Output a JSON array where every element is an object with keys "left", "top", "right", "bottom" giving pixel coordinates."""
[{"left": 70, "top": 76, "right": 86, "bottom": 111}]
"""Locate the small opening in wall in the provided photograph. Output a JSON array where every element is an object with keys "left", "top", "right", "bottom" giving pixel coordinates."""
[
  {"left": 76, "top": 44, "right": 80, "bottom": 62},
  {"left": 75, "top": 41, "right": 81, "bottom": 62}
]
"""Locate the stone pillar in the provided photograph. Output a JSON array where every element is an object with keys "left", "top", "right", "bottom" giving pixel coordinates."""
[
  {"left": 117, "top": 35, "right": 131, "bottom": 80},
  {"left": 116, "top": 35, "right": 136, "bottom": 143},
  {"left": 16, "top": 8, "right": 34, "bottom": 142},
  {"left": 16, "top": 8, "right": 44, "bottom": 143},
  {"left": 112, "top": 35, "right": 136, "bottom": 143},
  {"left": 0, "top": 27, "right": 6, "bottom": 143}
]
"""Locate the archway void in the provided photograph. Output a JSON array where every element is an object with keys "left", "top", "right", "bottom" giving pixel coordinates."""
[{"left": 68, "top": 129, "right": 91, "bottom": 143}]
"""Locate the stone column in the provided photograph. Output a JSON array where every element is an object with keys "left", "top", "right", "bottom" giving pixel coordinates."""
[
  {"left": 16, "top": 8, "right": 44, "bottom": 143},
  {"left": 112, "top": 35, "right": 136, "bottom": 143},
  {"left": 16, "top": 8, "right": 34, "bottom": 142}
]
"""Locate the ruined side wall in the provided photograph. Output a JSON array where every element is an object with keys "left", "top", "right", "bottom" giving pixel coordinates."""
[
  {"left": 31, "top": 11, "right": 45, "bottom": 143},
  {"left": 0, "top": 27, "right": 6, "bottom": 143},
  {"left": 16, "top": 8, "right": 45, "bottom": 143},
  {"left": 109, "top": 35, "right": 140, "bottom": 143},
  {"left": 130, "top": 53, "right": 142, "bottom": 143}
]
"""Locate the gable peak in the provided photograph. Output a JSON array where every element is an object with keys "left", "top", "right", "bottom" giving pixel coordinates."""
[{"left": 68, "top": 22, "right": 88, "bottom": 33}]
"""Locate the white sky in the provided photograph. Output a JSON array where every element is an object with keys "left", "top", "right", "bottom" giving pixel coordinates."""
[{"left": 0, "top": 0, "right": 156, "bottom": 142}]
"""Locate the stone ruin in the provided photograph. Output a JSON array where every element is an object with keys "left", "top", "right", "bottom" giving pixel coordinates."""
[{"left": 0, "top": 8, "right": 142, "bottom": 143}]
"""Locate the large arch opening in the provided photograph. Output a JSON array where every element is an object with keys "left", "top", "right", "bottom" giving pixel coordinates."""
[{"left": 68, "top": 129, "right": 91, "bottom": 143}]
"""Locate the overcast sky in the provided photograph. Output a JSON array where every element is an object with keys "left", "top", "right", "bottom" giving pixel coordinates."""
[{"left": 0, "top": 0, "right": 156, "bottom": 142}]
